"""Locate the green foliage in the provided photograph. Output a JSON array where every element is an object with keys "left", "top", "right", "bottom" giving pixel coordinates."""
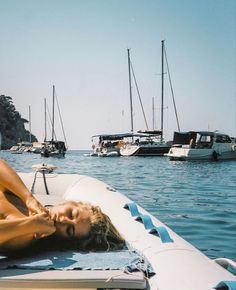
[{"left": 0, "top": 94, "right": 37, "bottom": 149}]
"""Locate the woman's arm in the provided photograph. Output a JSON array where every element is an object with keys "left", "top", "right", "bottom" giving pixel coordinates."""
[
  {"left": 0, "top": 159, "right": 46, "bottom": 215},
  {"left": 0, "top": 213, "right": 55, "bottom": 251}
]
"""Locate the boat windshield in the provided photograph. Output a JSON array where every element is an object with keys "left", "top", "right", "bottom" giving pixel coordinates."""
[{"left": 215, "top": 134, "right": 232, "bottom": 143}]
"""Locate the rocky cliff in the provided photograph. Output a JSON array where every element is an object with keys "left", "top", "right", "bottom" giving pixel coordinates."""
[{"left": 0, "top": 95, "right": 37, "bottom": 149}]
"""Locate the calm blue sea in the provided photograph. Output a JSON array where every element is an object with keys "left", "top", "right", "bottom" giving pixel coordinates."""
[{"left": 1, "top": 150, "right": 236, "bottom": 261}]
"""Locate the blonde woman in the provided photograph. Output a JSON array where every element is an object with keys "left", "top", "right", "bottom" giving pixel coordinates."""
[{"left": 0, "top": 159, "right": 124, "bottom": 253}]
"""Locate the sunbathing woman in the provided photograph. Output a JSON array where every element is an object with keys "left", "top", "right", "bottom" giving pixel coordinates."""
[{"left": 0, "top": 159, "right": 124, "bottom": 253}]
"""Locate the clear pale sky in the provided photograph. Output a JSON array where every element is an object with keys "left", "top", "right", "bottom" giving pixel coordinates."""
[{"left": 0, "top": 0, "right": 235, "bottom": 149}]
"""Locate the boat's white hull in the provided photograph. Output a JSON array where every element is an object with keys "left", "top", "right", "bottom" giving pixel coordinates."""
[
  {"left": 166, "top": 145, "right": 236, "bottom": 161},
  {"left": 0, "top": 170, "right": 233, "bottom": 290},
  {"left": 91, "top": 146, "right": 120, "bottom": 157}
]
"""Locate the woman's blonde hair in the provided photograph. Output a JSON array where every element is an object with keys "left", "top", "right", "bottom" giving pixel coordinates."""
[{"left": 63, "top": 201, "right": 125, "bottom": 251}]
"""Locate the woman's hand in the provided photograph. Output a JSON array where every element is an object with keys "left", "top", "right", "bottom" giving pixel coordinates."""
[
  {"left": 26, "top": 194, "right": 48, "bottom": 216},
  {"left": 32, "top": 213, "right": 56, "bottom": 239}
]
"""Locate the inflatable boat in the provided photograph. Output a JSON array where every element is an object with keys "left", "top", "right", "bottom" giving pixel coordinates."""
[{"left": 0, "top": 164, "right": 235, "bottom": 290}]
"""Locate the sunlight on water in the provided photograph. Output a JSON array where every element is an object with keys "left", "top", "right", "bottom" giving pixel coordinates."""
[{"left": 1, "top": 150, "right": 236, "bottom": 260}]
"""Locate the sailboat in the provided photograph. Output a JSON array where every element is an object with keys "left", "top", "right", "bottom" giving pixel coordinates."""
[
  {"left": 41, "top": 85, "right": 67, "bottom": 158},
  {"left": 120, "top": 41, "right": 176, "bottom": 156}
]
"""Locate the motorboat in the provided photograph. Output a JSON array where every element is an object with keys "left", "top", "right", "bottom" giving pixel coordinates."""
[
  {"left": 165, "top": 131, "right": 236, "bottom": 161},
  {"left": 90, "top": 133, "right": 133, "bottom": 157},
  {"left": 120, "top": 131, "right": 171, "bottom": 156},
  {"left": 0, "top": 163, "right": 235, "bottom": 290}
]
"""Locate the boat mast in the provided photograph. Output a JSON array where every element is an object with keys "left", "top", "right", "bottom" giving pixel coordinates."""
[
  {"left": 29, "top": 105, "right": 31, "bottom": 143},
  {"left": 44, "top": 98, "right": 47, "bottom": 142},
  {"left": 152, "top": 97, "right": 155, "bottom": 130},
  {"left": 127, "top": 49, "right": 134, "bottom": 134},
  {"left": 51, "top": 85, "right": 55, "bottom": 142},
  {"left": 164, "top": 45, "right": 181, "bottom": 132},
  {"left": 161, "top": 40, "right": 164, "bottom": 143}
]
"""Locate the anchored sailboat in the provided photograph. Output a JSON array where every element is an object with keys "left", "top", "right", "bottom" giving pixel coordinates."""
[
  {"left": 120, "top": 40, "right": 176, "bottom": 156},
  {"left": 41, "top": 85, "right": 67, "bottom": 158}
]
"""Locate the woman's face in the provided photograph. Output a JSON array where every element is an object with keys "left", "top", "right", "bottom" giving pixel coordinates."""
[{"left": 49, "top": 202, "right": 91, "bottom": 239}]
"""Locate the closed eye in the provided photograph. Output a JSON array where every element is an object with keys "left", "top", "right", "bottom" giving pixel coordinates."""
[{"left": 66, "top": 225, "right": 75, "bottom": 237}]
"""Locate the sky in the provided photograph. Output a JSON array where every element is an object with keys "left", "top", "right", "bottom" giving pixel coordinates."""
[{"left": 0, "top": 0, "right": 235, "bottom": 150}]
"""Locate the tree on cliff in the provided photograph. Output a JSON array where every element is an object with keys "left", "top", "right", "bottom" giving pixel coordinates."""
[{"left": 0, "top": 95, "right": 37, "bottom": 149}]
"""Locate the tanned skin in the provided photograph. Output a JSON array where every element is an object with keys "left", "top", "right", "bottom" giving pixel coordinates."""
[{"left": 0, "top": 159, "right": 55, "bottom": 251}]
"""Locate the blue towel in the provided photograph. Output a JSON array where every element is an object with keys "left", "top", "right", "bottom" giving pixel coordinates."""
[{"left": 0, "top": 250, "right": 154, "bottom": 276}]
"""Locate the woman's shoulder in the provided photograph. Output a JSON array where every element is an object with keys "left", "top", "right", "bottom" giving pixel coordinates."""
[{"left": 0, "top": 191, "right": 28, "bottom": 218}]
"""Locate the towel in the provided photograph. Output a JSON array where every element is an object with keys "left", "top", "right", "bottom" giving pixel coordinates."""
[{"left": 0, "top": 249, "right": 154, "bottom": 276}]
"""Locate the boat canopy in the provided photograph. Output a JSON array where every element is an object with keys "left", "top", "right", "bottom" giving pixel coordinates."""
[
  {"left": 92, "top": 133, "right": 134, "bottom": 141},
  {"left": 172, "top": 132, "right": 196, "bottom": 145},
  {"left": 91, "top": 133, "right": 155, "bottom": 141},
  {"left": 137, "top": 130, "right": 162, "bottom": 136},
  {"left": 173, "top": 131, "right": 232, "bottom": 145}
]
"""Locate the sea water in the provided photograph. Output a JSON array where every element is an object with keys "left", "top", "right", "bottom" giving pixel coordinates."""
[{"left": 1, "top": 150, "right": 235, "bottom": 261}]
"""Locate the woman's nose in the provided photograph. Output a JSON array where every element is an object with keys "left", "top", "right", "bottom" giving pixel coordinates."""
[{"left": 59, "top": 216, "right": 74, "bottom": 224}]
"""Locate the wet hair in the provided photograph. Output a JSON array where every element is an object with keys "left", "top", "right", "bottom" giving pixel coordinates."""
[{"left": 65, "top": 201, "right": 125, "bottom": 251}]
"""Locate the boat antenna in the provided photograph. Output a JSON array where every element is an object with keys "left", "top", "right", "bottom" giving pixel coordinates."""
[
  {"left": 130, "top": 60, "right": 149, "bottom": 130},
  {"left": 51, "top": 85, "right": 55, "bottom": 142},
  {"left": 127, "top": 48, "right": 134, "bottom": 134},
  {"left": 163, "top": 43, "right": 180, "bottom": 132}
]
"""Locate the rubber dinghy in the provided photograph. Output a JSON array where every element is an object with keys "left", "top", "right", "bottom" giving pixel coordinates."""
[{"left": 0, "top": 164, "right": 235, "bottom": 290}]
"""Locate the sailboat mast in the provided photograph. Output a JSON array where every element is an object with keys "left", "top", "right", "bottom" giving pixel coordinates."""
[
  {"left": 152, "top": 97, "right": 155, "bottom": 130},
  {"left": 127, "top": 49, "right": 134, "bottom": 133},
  {"left": 161, "top": 40, "right": 164, "bottom": 143},
  {"left": 29, "top": 105, "right": 31, "bottom": 143},
  {"left": 44, "top": 98, "right": 47, "bottom": 142},
  {"left": 52, "top": 85, "right": 55, "bottom": 142}
]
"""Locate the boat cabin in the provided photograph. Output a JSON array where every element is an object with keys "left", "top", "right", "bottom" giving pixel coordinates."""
[{"left": 172, "top": 131, "right": 232, "bottom": 149}]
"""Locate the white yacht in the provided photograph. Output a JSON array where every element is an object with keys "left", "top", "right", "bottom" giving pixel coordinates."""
[{"left": 165, "top": 131, "right": 236, "bottom": 161}]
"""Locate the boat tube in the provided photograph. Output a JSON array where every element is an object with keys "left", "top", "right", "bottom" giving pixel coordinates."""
[{"left": 0, "top": 164, "right": 235, "bottom": 290}]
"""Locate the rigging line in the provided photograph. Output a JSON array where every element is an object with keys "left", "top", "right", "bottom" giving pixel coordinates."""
[
  {"left": 163, "top": 45, "right": 180, "bottom": 132},
  {"left": 130, "top": 60, "right": 149, "bottom": 130},
  {"left": 46, "top": 102, "right": 58, "bottom": 141},
  {"left": 54, "top": 90, "right": 68, "bottom": 149}
]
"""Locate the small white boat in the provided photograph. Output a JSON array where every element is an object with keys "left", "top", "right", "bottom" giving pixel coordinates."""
[
  {"left": 90, "top": 133, "right": 132, "bottom": 157},
  {"left": 0, "top": 164, "right": 235, "bottom": 290},
  {"left": 165, "top": 131, "right": 236, "bottom": 161}
]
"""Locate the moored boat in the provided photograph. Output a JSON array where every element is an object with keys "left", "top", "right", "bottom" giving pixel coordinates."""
[
  {"left": 165, "top": 131, "right": 236, "bottom": 161},
  {"left": 90, "top": 133, "right": 132, "bottom": 157},
  {"left": 0, "top": 164, "right": 235, "bottom": 290},
  {"left": 41, "top": 86, "right": 67, "bottom": 158},
  {"left": 121, "top": 41, "right": 179, "bottom": 157},
  {"left": 120, "top": 131, "right": 171, "bottom": 156}
]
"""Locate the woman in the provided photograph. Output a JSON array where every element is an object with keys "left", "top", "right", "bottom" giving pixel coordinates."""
[{"left": 0, "top": 159, "right": 124, "bottom": 253}]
